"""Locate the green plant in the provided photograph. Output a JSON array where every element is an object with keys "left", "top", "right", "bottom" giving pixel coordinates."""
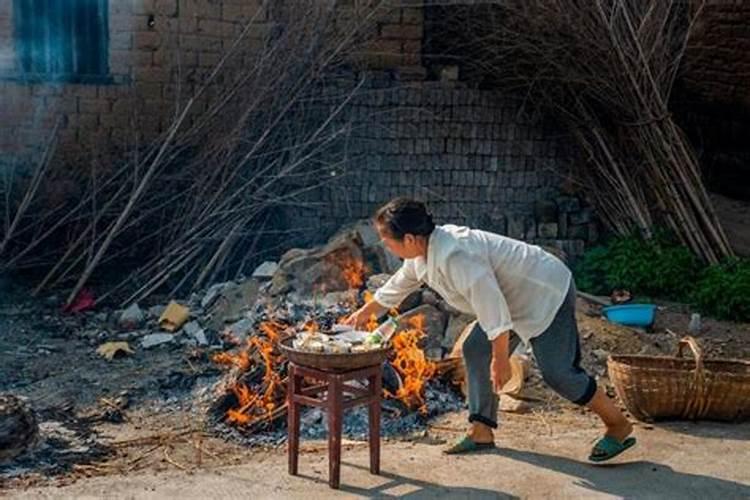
[
  {"left": 574, "top": 231, "right": 700, "bottom": 301},
  {"left": 573, "top": 245, "right": 611, "bottom": 295},
  {"left": 692, "top": 258, "right": 750, "bottom": 322}
]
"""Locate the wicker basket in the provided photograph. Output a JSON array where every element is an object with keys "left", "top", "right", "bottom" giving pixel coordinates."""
[{"left": 607, "top": 336, "right": 750, "bottom": 422}]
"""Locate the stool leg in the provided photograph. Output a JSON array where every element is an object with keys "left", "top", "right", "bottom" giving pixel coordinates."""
[
  {"left": 328, "top": 375, "right": 342, "bottom": 489},
  {"left": 288, "top": 365, "right": 300, "bottom": 476},
  {"left": 368, "top": 371, "right": 381, "bottom": 475}
]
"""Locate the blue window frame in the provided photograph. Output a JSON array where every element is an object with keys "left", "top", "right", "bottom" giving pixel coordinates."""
[{"left": 12, "top": 0, "right": 109, "bottom": 83}]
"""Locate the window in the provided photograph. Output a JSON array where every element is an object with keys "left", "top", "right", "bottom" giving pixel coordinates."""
[{"left": 13, "top": 0, "right": 109, "bottom": 83}]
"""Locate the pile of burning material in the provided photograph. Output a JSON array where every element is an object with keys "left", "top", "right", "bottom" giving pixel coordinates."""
[
  {"left": 206, "top": 300, "right": 464, "bottom": 444},
  {"left": 200, "top": 221, "right": 471, "bottom": 444}
]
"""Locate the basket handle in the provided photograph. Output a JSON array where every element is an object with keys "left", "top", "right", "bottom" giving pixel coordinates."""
[{"left": 677, "top": 335, "right": 705, "bottom": 374}]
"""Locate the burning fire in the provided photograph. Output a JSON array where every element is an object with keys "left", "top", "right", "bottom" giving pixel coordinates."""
[
  {"left": 385, "top": 314, "right": 436, "bottom": 413},
  {"left": 212, "top": 320, "right": 287, "bottom": 427},
  {"left": 340, "top": 254, "right": 366, "bottom": 289},
  {"left": 213, "top": 262, "right": 438, "bottom": 427}
]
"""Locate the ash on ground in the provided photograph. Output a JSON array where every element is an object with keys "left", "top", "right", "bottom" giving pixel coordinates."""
[
  {"left": 211, "top": 379, "right": 464, "bottom": 447},
  {"left": 0, "top": 408, "right": 112, "bottom": 479}
]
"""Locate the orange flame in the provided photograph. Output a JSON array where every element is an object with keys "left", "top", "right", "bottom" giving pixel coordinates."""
[
  {"left": 212, "top": 349, "right": 251, "bottom": 371},
  {"left": 385, "top": 314, "right": 436, "bottom": 414},
  {"left": 340, "top": 255, "right": 366, "bottom": 289},
  {"left": 366, "top": 313, "right": 379, "bottom": 332},
  {"left": 214, "top": 320, "right": 286, "bottom": 427}
]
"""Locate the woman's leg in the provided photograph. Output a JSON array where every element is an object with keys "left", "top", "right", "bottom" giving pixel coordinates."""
[
  {"left": 462, "top": 322, "right": 498, "bottom": 440},
  {"left": 531, "top": 282, "right": 632, "bottom": 439}
]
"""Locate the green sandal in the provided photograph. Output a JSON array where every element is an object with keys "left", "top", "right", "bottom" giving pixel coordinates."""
[
  {"left": 589, "top": 435, "right": 637, "bottom": 463},
  {"left": 442, "top": 436, "right": 496, "bottom": 455}
]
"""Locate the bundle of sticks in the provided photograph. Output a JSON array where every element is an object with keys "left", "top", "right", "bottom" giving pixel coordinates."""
[{"left": 442, "top": 0, "right": 732, "bottom": 263}]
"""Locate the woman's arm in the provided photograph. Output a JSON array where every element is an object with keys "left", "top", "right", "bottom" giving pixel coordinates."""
[{"left": 343, "top": 260, "right": 423, "bottom": 328}]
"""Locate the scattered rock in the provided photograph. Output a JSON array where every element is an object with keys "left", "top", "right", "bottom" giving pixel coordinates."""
[
  {"left": 193, "top": 330, "right": 209, "bottom": 346},
  {"left": 147, "top": 305, "right": 165, "bottom": 319},
  {"left": 441, "top": 313, "right": 476, "bottom": 350},
  {"left": 436, "top": 299, "right": 463, "bottom": 316},
  {"left": 184, "top": 321, "right": 208, "bottom": 346},
  {"left": 115, "top": 331, "right": 141, "bottom": 341},
  {"left": 225, "top": 318, "right": 254, "bottom": 341},
  {"left": 593, "top": 348, "right": 610, "bottom": 362},
  {"left": 354, "top": 220, "right": 380, "bottom": 247},
  {"left": 425, "top": 347, "right": 443, "bottom": 360},
  {"left": 270, "top": 229, "right": 366, "bottom": 297},
  {"left": 318, "top": 290, "right": 358, "bottom": 308},
  {"left": 252, "top": 261, "right": 279, "bottom": 280},
  {"left": 207, "top": 280, "right": 260, "bottom": 329},
  {"left": 140, "top": 333, "right": 175, "bottom": 349},
  {"left": 118, "top": 303, "right": 145, "bottom": 330},
  {"left": 201, "top": 283, "right": 228, "bottom": 309}
]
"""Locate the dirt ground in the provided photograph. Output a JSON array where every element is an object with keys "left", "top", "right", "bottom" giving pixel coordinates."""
[
  {"left": 5, "top": 413, "right": 750, "bottom": 499},
  {"left": 2, "top": 279, "right": 750, "bottom": 498}
]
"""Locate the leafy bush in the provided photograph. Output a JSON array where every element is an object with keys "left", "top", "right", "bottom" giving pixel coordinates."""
[
  {"left": 691, "top": 259, "right": 750, "bottom": 322},
  {"left": 574, "top": 230, "right": 750, "bottom": 322},
  {"left": 573, "top": 245, "right": 611, "bottom": 296},
  {"left": 574, "top": 231, "right": 700, "bottom": 301}
]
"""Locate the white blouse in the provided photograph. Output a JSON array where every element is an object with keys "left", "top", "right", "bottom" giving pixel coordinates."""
[{"left": 374, "top": 224, "right": 572, "bottom": 344}]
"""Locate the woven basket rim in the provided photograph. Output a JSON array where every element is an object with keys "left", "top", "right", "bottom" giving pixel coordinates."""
[
  {"left": 608, "top": 353, "right": 750, "bottom": 366},
  {"left": 607, "top": 356, "right": 750, "bottom": 379}
]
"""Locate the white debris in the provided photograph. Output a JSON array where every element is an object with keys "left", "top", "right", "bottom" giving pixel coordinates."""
[
  {"left": 140, "top": 333, "right": 175, "bottom": 349},
  {"left": 252, "top": 261, "right": 279, "bottom": 280},
  {"left": 148, "top": 305, "right": 165, "bottom": 319},
  {"left": 119, "top": 304, "right": 145, "bottom": 329},
  {"left": 184, "top": 321, "right": 208, "bottom": 346},
  {"left": 201, "top": 283, "right": 228, "bottom": 309},
  {"left": 226, "top": 318, "right": 253, "bottom": 340}
]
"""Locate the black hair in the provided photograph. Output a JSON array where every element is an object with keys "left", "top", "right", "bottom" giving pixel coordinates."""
[{"left": 374, "top": 197, "right": 435, "bottom": 240}]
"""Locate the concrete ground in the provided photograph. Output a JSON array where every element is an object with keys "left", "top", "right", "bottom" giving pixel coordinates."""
[{"left": 7, "top": 421, "right": 749, "bottom": 499}]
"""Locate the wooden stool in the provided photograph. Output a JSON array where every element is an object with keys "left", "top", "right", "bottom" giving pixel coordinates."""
[{"left": 287, "top": 362, "right": 382, "bottom": 489}]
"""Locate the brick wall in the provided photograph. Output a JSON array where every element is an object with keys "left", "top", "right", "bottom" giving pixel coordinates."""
[
  {"left": 0, "top": 1, "right": 423, "bottom": 170},
  {"left": 288, "top": 80, "right": 594, "bottom": 260},
  {"left": 681, "top": 0, "right": 750, "bottom": 107},
  {"left": 0, "top": 0, "right": 267, "bottom": 168},
  {"left": 672, "top": 1, "right": 750, "bottom": 198},
  {"left": 1, "top": 1, "right": 594, "bottom": 260}
]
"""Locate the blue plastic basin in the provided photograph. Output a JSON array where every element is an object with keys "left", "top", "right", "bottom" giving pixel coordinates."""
[{"left": 602, "top": 303, "right": 656, "bottom": 327}]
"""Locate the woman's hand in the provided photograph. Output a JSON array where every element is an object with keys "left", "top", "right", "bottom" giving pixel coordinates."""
[
  {"left": 342, "top": 299, "right": 387, "bottom": 329},
  {"left": 342, "top": 306, "right": 370, "bottom": 329},
  {"left": 491, "top": 355, "right": 513, "bottom": 393},
  {"left": 490, "top": 331, "right": 512, "bottom": 393}
]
